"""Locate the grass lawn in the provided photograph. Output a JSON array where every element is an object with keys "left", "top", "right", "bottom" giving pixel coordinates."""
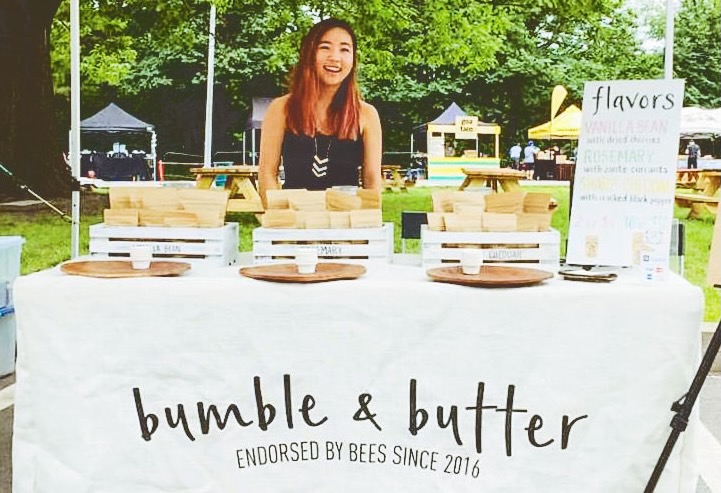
[{"left": 1, "top": 185, "right": 718, "bottom": 321}]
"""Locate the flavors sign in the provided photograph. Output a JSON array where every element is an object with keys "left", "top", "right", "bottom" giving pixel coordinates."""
[{"left": 567, "top": 79, "right": 684, "bottom": 268}]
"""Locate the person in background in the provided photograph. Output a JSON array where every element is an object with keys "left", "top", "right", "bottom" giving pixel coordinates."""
[
  {"left": 259, "top": 18, "right": 382, "bottom": 204},
  {"left": 509, "top": 142, "right": 522, "bottom": 169},
  {"left": 686, "top": 140, "right": 701, "bottom": 169},
  {"left": 522, "top": 140, "right": 539, "bottom": 179}
]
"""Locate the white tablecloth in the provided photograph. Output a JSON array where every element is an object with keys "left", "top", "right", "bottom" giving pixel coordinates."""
[{"left": 12, "top": 261, "right": 704, "bottom": 492}]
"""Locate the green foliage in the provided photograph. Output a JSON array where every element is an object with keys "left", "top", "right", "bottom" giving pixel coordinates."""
[
  {"left": 674, "top": 0, "right": 721, "bottom": 107},
  {"left": 48, "top": 0, "right": 716, "bottom": 155}
]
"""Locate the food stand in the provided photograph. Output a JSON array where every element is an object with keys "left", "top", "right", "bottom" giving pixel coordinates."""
[
  {"left": 527, "top": 105, "right": 581, "bottom": 180},
  {"left": 412, "top": 103, "right": 501, "bottom": 183},
  {"left": 12, "top": 261, "right": 703, "bottom": 492}
]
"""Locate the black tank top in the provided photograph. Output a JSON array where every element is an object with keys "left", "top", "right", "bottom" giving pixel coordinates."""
[{"left": 281, "top": 132, "right": 363, "bottom": 190}]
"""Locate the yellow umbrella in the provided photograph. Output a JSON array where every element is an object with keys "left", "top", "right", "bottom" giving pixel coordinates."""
[{"left": 527, "top": 104, "right": 582, "bottom": 140}]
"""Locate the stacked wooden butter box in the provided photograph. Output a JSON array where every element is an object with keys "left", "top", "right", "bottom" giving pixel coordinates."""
[
  {"left": 89, "top": 187, "right": 239, "bottom": 266},
  {"left": 253, "top": 189, "right": 393, "bottom": 264},
  {"left": 104, "top": 187, "right": 230, "bottom": 228},
  {"left": 422, "top": 191, "right": 560, "bottom": 271}
]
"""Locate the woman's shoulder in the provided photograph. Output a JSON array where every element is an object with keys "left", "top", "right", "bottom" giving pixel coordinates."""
[
  {"left": 262, "top": 95, "right": 290, "bottom": 130},
  {"left": 360, "top": 100, "right": 379, "bottom": 119},
  {"left": 359, "top": 101, "right": 380, "bottom": 134},
  {"left": 267, "top": 95, "right": 290, "bottom": 113}
]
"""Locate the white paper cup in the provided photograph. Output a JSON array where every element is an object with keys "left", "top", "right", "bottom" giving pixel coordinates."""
[
  {"left": 460, "top": 248, "right": 483, "bottom": 275},
  {"left": 129, "top": 245, "right": 153, "bottom": 270},
  {"left": 295, "top": 246, "right": 318, "bottom": 274}
]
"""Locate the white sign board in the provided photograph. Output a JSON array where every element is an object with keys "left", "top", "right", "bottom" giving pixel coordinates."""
[
  {"left": 567, "top": 79, "right": 684, "bottom": 269},
  {"left": 455, "top": 116, "right": 478, "bottom": 140}
]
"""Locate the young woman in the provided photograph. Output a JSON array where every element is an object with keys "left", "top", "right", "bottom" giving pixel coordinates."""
[{"left": 258, "top": 18, "right": 382, "bottom": 203}]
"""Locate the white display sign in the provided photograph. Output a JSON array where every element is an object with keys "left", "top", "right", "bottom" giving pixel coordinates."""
[
  {"left": 567, "top": 79, "right": 684, "bottom": 268},
  {"left": 455, "top": 116, "right": 478, "bottom": 140}
]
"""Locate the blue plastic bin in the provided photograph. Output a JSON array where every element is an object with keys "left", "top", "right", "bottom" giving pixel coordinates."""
[{"left": 0, "top": 236, "right": 24, "bottom": 376}]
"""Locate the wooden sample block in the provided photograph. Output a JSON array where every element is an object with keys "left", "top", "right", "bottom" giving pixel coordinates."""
[
  {"left": 326, "top": 190, "right": 363, "bottom": 211},
  {"left": 515, "top": 213, "right": 540, "bottom": 232},
  {"left": 288, "top": 191, "right": 327, "bottom": 211},
  {"left": 357, "top": 189, "right": 382, "bottom": 209},
  {"left": 262, "top": 209, "right": 297, "bottom": 228},
  {"left": 104, "top": 208, "right": 139, "bottom": 227},
  {"left": 109, "top": 187, "right": 143, "bottom": 210},
  {"left": 329, "top": 211, "right": 351, "bottom": 229},
  {"left": 444, "top": 213, "right": 483, "bottom": 232},
  {"left": 350, "top": 209, "right": 383, "bottom": 228},
  {"left": 524, "top": 192, "right": 552, "bottom": 213},
  {"left": 432, "top": 191, "right": 455, "bottom": 212},
  {"left": 482, "top": 213, "right": 518, "bottom": 232},
  {"left": 141, "top": 188, "right": 182, "bottom": 211},
  {"left": 194, "top": 211, "right": 226, "bottom": 228},
  {"left": 266, "top": 189, "right": 308, "bottom": 209},
  {"left": 179, "top": 189, "right": 230, "bottom": 217},
  {"left": 522, "top": 212, "right": 552, "bottom": 232},
  {"left": 484, "top": 191, "right": 525, "bottom": 213},
  {"left": 426, "top": 212, "right": 446, "bottom": 231},
  {"left": 452, "top": 191, "right": 486, "bottom": 210},
  {"left": 300, "top": 211, "right": 331, "bottom": 229},
  {"left": 138, "top": 209, "right": 165, "bottom": 227},
  {"left": 453, "top": 204, "right": 485, "bottom": 215},
  {"left": 163, "top": 211, "right": 199, "bottom": 228}
]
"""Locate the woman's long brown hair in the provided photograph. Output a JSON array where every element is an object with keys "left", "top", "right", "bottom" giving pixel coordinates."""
[{"left": 285, "top": 18, "right": 361, "bottom": 141}]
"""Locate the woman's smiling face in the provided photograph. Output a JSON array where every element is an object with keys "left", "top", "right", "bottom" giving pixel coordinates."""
[{"left": 314, "top": 27, "right": 354, "bottom": 89}]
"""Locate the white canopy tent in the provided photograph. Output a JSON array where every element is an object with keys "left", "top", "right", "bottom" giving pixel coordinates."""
[{"left": 679, "top": 107, "right": 721, "bottom": 139}]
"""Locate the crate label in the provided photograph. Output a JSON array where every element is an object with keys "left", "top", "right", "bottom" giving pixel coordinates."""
[
  {"left": 129, "top": 242, "right": 183, "bottom": 254},
  {"left": 485, "top": 249, "right": 523, "bottom": 261},
  {"left": 317, "top": 245, "right": 345, "bottom": 256}
]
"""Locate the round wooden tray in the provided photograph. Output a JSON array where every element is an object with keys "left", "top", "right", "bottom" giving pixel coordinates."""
[
  {"left": 60, "top": 260, "right": 191, "bottom": 278},
  {"left": 426, "top": 265, "right": 553, "bottom": 288},
  {"left": 240, "top": 263, "right": 366, "bottom": 283}
]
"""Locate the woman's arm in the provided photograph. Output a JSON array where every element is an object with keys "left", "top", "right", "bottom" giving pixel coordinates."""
[
  {"left": 258, "top": 96, "right": 289, "bottom": 206},
  {"left": 360, "top": 102, "right": 382, "bottom": 190}
]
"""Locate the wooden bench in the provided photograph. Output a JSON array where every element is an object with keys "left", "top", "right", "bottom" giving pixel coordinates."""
[{"left": 675, "top": 193, "right": 719, "bottom": 219}]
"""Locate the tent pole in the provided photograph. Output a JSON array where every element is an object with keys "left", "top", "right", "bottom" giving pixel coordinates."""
[
  {"left": 150, "top": 129, "right": 157, "bottom": 180},
  {"left": 252, "top": 130, "right": 257, "bottom": 165},
  {"left": 663, "top": 0, "right": 675, "bottom": 80},
  {"left": 203, "top": 2, "right": 216, "bottom": 168},
  {"left": 242, "top": 131, "right": 246, "bottom": 164},
  {"left": 70, "top": 0, "right": 81, "bottom": 259}
]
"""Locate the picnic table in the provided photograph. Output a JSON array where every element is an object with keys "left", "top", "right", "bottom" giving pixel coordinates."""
[
  {"left": 381, "top": 165, "right": 407, "bottom": 192},
  {"left": 191, "top": 165, "right": 264, "bottom": 213},
  {"left": 675, "top": 169, "right": 700, "bottom": 189},
  {"left": 458, "top": 168, "right": 526, "bottom": 192},
  {"left": 675, "top": 169, "right": 720, "bottom": 219}
]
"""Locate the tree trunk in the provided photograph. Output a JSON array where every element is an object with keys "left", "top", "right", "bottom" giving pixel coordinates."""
[{"left": 0, "top": 0, "right": 69, "bottom": 198}]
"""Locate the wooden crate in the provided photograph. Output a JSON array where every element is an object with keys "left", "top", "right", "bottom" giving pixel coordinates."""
[
  {"left": 421, "top": 226, "right": 560, "bottom": 272},
  {"left": 89, "top": 223, "right": 239, "bottom": 266},
  {"left": 253, "top": 223, "right": 394, "bottom": 264}
]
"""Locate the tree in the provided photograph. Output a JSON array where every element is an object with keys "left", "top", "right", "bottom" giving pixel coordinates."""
[
  {"left": 674, "top": 0, "right": 721, "bottom": 107},
  {"left": 36, "top": 0, "right": 671, "bottom": 186},
  {"left": 0, "top": 0, "right": 69, "bottom": 197}
]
